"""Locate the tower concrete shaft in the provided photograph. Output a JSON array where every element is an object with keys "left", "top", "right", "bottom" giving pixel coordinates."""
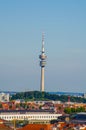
[
  {"left": 41, "top": 67, "right": 44, "bottom": 92},
  {"left": 39, "top": 34, "right": 47, "bottom": 92}
]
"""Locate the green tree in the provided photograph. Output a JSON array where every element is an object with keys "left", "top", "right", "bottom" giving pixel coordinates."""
[
  {"left": 0, "top": 103, "right": 2, "bottom": 108},
  {"left": 64, "top": 108, "right": 71, "bottom": 114},
  {"left": 76, "top": 107, "right": 85, "bottom": 112},
  {"left": 71, "top": 108, "right": 76, "bottom": 113}
]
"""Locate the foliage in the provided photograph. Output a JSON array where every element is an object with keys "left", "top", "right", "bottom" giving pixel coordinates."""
[
  {"left": 11, "top": 91, "right": 86, "bottom": 103},
  {"left": 64, "top": 107, "right": 72, "bottom": 114},
  {"left": 64, "top": 107, "right": 85, "bottom": 114},
  {"left": 0, "top": 103, "right": 2, "bottom": 108}
]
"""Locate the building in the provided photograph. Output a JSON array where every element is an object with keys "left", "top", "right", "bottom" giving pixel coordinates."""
[
  {"left": 84, "top": 93, "right": 86, "bottom": 98},
  {"left": 0, "top": 110, "right": 62, "bottom": 123},
  {"left": 18, "top": 124, "right": 53, "bottom": 130},
  {"left": 0, "top": 93, "right": 9, "bottom": 102}
]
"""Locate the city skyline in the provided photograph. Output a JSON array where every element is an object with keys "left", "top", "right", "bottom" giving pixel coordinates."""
[{"left": 0, "top": 0, "right": 86, "bottom": 92}]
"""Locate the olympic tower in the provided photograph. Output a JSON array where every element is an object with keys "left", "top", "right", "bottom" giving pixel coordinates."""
[{"left": 39, "top": 34, "right": 47, "bottom": 92}]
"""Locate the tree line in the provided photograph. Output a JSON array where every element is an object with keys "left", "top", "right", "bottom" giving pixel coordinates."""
[{"left": 11, "top": 91, "right": 86, "bottom": 103}]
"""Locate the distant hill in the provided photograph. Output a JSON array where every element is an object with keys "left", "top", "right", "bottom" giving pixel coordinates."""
[
  {"left": 10, "top": 91, "right": 86, "bottom": 103},
  {"left": 49, "top": 92, "right": 84, "bottom": 97},
  {"left": 0, "top": 91, "right": 84, "bottom": 97}
]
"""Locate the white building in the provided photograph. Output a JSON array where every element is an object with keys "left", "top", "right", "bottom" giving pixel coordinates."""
[
  {"left": 84, "top": 93, "right": 86, "bottom": 98},
  {"left": 0, "top": 110, "right": 62, "bottom": 122},
  {"left": 0, "top": 93, "right": 9, "bottom": 102}
]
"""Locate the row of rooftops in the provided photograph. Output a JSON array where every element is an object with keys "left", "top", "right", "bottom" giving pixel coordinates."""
[{"left": 0, "top": 109, "right": 54, "bottom": 114}]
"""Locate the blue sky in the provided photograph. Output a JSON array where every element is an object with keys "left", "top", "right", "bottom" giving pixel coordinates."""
[{"left": 0, "top": 0, "right": 86, "bottom": 92}]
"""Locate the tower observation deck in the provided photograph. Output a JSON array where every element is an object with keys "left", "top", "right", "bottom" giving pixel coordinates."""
[{"left": 39, "top": 34, "right": 47, "bottom": 92}]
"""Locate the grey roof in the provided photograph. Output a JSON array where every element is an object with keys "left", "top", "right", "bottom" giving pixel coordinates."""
[{"left": 0, "top": 109, "right": 54, "bottom": 114}]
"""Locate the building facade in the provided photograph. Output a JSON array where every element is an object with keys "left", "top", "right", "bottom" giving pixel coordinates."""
[
  {"left": 0, "top": 110, "right": 62, "bottom": 122},
  {"left": 0, "top": 93, "right": 9, "bottom": 102}
]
